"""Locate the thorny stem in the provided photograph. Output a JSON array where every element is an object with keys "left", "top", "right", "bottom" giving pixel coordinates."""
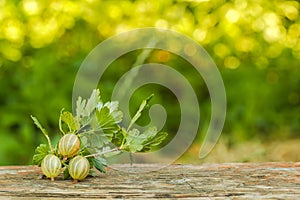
[{"left": 85, "top": 147, "right": 121, "bottom": 158}]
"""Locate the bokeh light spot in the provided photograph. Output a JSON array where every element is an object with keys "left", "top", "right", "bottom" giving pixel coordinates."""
[
  {"left": 155, "top": 50, "right": 171, "bottom": 63},
  {"left": 263, "top": 12, "right": 279, "bottom": 27},
  {"left": 1, "top": 45, "right": 22, "bottom": 61},
  {"left": 108, "top": 5, "right": 122, "bottom": 20},
  {"left": 214, "top": 43, "right": 230, "bottom": 58},
  {"left": 278, "top": 1, "right": 299, "bottom": 21},
  {"left": 225, "top": 9, "right": 240, "bottom": 23},
  {"left": 224, "top": 56, "right": 240, "bottom": 69},
  {"left": 252, "top": 18, "right": 265, "bottom": 32},
  {"left": 3, "top": 19, "right": 24, "bottom": 43},
  {"left": 235, "top": 37, "right": 255, "bottom": 52},
  {"left": 22, "top": 0, "right": 41, "bottom": 16},
  {"left": 193, "top": 29, "right": 207, "bottom": 42},
  {"left": 168, "top": 39, "right": 182, "bottom": 53},
  {"left": 184, "top": 43, "right": 197, "bottom": 57},
  {"left": 155, "top": 19, "right": 169, "bottom": 29},
  {"left": 263, "top": 26, "right": 285, "bottom": 43}
]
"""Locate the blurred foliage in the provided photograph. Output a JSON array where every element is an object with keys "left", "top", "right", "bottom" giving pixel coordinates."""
[{"left": 0, "top": 0, "right": 299, "bottom": 165}]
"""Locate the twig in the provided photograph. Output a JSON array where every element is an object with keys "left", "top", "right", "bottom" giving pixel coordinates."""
[{"left": 85, "top": 147, "right": 121, "bottom": 158}]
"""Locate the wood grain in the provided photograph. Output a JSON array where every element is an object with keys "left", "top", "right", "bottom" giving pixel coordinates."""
[{"left": 0, "top": 163, "right": 300, "bottom": 199}]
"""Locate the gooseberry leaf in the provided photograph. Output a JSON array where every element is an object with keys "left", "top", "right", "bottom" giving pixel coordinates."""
[
  {"left": 124, "top": 129, "right": 144, "bottom": 153},
  {"left": 75, "top": 96, "right": 86, "bottom": 121},
  {"left": 111, "top": 128, "right": 125, "bottom": 147},
  {"left": 103, "top": 101, "right": 123, "bottom": 123},
  {"left": 59, "top": 111, "right": 79, "bottom": 134},
  {"left": 32, "top": 144, "right": 48, "bottom": 166},
  {"left": 127, "top": 94, "right": 153, "bottom": 130},
  {"left": 85, "top": 89, "right": 101, "bottom": 116},
  {"left": 31, "top": 116, "right": 49, "bottom": 139},
  {"left": 63, "top": 167, "right": 70, "bottom": 179},
  {"left": 75, "top": 89, "right": 101, "bottom": 120},
  {"left": 123, "top": 127, "right": 168, "bottom": 153},
  {"left": 89, "top": 169, "right": 97, "bottom": 177},
  {"left": 142, "top": 131, "right": 168, "bottom": 151},
  {"left": 31, "top": 115, "right": 54, "bottom": 152},
  {"left": 96, "top": 106, "right": 120, "bottom": 139},
  {"left": 93, "top": 157, "right": 106, "bottom": 173}
]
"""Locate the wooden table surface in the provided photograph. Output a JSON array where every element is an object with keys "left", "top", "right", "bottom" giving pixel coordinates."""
[{"left": 0, "top": 163, "right": 300, "bottom": 199}]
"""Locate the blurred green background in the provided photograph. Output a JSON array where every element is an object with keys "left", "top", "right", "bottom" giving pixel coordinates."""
[{"left": 0, "top": 0, "right": 299, "bottom": 165}]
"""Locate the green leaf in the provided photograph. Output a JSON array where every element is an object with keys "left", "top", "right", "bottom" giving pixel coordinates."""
[
  {"left": 60, "top": 111, "right": 79, "bottom": 133},
  {"left": 124, "top": 129, "right": 144, "bottom": 153},
  {"left": 86, "top": 156, "right": 94, "bottom": 169},
  {"left": 32, "top": 144, "right": 48, "bottom": 166},
  {"left": 31, "top": 116, "right": 54, "bottom": 152},
  {"left": 104, "top": 101, "right": 123, "bottom": 123},
  {"left": 142, "top": 132, "right": 168, "bottom": 151},
  {"left": 123, "top": 127, "right": 168, "bottom": 153},
  {"left": 85, "top": 89, "right": 101, "bottom": 116},
  {"left": 84, "top": 132, "right": 110, "bottom": 150},
  {"left": 96, "top": 107, "right": 120, "bottom": 139},
  {"left": 75, "top": 90, "right": 124, "bottom": 150},
  {"left": 75, "top": 89, "right": 101, "bottom": 120},
  {"left": 141, "top": 126, "right": 158, "bottom": 141},
  {"left": 93, "top": 158, "right": 106, "bottom": 173},
  {"left": 125, "top": 129, "right": 139, "bottom": 143},
  {"left": 59, "top": 109, "right": 66, "bottom": 134},
  {"left": 31, "top": 115, "right": 49, "bottom": 138},
  {"left": 63, "top": 167, "right": 70, "bottom": 179},
  {"left": 80, "top": 145, "right": 94, "bottom": 159},
  {"left": 89, "top": 169, "right": 96, "bottom": 177},
  {"left": 127, "top": 94, "right": 154, "bottom": 131},
  {"left": 76, "top": 96, "right": 86, "bottom": 120},
  {"left": 111, "top": 128, "right": 125, "bottom": 147}
]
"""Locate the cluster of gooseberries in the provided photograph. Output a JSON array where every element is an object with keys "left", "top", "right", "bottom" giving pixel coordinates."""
[
  {"left": 41, "top": 133, "right": 90, "bottom": 183},
  {"left": 33, "top": 89, "right": 168, "bottom": 183}
]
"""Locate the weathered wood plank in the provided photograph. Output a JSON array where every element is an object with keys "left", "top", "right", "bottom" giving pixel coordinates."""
[{"left": 0, "top": 163, "right": 300, "bottom": 199}]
